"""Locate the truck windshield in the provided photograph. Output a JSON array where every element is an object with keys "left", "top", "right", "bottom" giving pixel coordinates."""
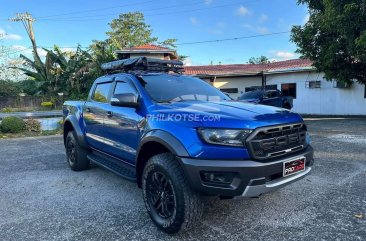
[
  {"left": 140, "top": 74, "right": 230, "bottom": 103},
  {"left": 238, "top": 91, "right": 263, "bottom": 100}
]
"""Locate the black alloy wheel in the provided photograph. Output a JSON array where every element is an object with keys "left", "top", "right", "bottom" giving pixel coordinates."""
[
  {"left": 66, "top": 138, "right": 77, "bottom": 166},
  {"left": 147, "top": 171, "right": 176, "bottom": 219}
]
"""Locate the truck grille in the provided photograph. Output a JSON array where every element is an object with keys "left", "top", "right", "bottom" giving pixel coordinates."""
[{"left": 246, "top": 123, "right": 307, "bottom": 160}]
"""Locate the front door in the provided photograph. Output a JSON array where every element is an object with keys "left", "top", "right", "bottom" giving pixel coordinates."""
[{"left": 102, "top": 76, "right": 143, "bottom": 164}]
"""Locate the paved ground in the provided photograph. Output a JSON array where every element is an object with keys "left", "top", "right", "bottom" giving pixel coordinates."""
[{"left": 0, "top": 119, "right": 365, "bottom": 241}]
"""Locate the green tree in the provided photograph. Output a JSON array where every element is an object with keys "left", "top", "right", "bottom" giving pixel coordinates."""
[
  {"left": 158, "top": 38, "right": 178, "bottom": 49},
  {"left": 248, "top": 56, "right": 270, "bottom": 64},
  {"left": 291, "top": 0, "right": 366, "bottom": 84},
  {"left": 106, "top": 12, "right": 158, "bottom": 50},
  {"left": 105, "top": 12, "right": 177, "bottom": 51},
  {"left": 0, "top": 80, "right": 20, "bottom": 97},
  {"left": 16, "top": 45, "right": 95, "bottom": 98},
  {"left": 17, "top": 79, "right": 39, "bottom": 96}
]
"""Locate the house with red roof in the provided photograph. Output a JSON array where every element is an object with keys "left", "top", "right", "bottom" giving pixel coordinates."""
[
  {"left": 116, "top": 44, "right": 365, "bottom": 115},
  {"left": 185, "top": 59, "right": 366, "bottom": 115},
  {"left": 115, "top": 44, "right": 178, "bottom": 60}
]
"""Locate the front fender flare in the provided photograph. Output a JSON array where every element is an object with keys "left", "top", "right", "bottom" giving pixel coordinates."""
[{"left": 137, "top": 130, "right": 189, "bottom": 157}]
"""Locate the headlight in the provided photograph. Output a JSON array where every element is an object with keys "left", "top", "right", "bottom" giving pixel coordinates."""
[{"left": 197, "top": 128, "right": 252, "bottom": 147}]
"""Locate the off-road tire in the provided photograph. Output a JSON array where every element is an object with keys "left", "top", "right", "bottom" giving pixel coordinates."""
[
  {"left": 65, "top": 131, "right": 90, "bottom": 171},
  {"left": 142, "top": 153, "right": 203, "bottom": 234}
]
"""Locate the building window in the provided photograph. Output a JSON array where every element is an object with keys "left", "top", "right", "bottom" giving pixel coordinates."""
[
  {"left": 305, "top": 81, "right": 321, "bottom": 88},
  {"left": 265, "top": 85, "right": 278, "bottom": 90},
  {"left": 220, "top": 88, "right": 238, "bottom": 93},
  {"left": 245, "top": 86, "right": 262, "bottom": 92},
  {"left": 333, "top": 81, "right": 352, "bottom": 88},
  {"left": 281, "top": 83, "right": 296, "bottom": 98}
]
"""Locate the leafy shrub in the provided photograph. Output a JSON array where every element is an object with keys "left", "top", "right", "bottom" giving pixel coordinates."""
[
  {"left": 41, "top": 101, "right": 53, "bottom": 108},
  {"left": 1, "top": 116, "right": 26, "bottom": 133},
  {"left": 1, "top": 107, "right": 13, "bottom": 113},
  {"left": 25, "top": 118, "right": 41, "bottom": 132},
  {"left": 58, "top": 119, "right": 64, "bottom": 128}
]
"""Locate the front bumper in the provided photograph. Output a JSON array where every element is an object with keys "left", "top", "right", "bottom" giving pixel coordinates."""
[{"left": 178, "top": 146, "right": 314, "bottom": 197}]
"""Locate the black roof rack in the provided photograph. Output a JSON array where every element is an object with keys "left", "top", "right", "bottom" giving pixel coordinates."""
[{"left": 101, "top": 57, "right": 184, "bottom": 74}]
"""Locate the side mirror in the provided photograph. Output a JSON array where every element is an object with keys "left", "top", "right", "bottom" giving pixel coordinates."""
[{"left": 111, "top": 93, "right": 139, "bottom": 108}]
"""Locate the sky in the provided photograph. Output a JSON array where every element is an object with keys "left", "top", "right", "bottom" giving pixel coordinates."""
[{"left": 0, "top": 0, "right": 309, "bottom": 66}]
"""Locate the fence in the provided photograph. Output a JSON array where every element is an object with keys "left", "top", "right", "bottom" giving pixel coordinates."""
[{"left": 0, "top": 96, "right": 66, "bottom": 109}]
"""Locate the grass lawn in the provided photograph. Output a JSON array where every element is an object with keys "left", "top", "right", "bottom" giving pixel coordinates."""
[{"left": 0, "top": 129, "right": 62, "bottom": 139}]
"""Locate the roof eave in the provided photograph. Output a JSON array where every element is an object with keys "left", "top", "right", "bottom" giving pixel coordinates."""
[
  {"left": 188, "top": 72, "right": 262, "bottom": 78},
  {"left": 264, "top": 66, "right": 316, "bottom": 74},
  {"left": 115, "top": 50, "right": 176, "bottom": 54}
]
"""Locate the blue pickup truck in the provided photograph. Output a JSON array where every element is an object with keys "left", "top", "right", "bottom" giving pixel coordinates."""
[
  {"left": 238, "top": 89, "right": 293, "bottom": 109},
  {"left": 63, "top": 57, "right": 314, "bottom": 234}
]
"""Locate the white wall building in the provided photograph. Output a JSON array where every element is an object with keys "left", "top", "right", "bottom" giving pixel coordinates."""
[{"left": 185, "top": 59, "right": 366, "bottom": 116}]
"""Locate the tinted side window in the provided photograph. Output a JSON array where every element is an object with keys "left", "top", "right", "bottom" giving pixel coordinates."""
[
  {"left": 114, "top": 81, "right": 138, "bottom": 95},
  {"left": 266, "top": 91, "right": 278, "bottom": 98},
  {"left": 92, "top": 83, "right": 112, "bottom": 103}
]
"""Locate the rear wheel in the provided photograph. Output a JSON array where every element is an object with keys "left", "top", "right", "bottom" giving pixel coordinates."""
[
  {"left": 65, "top": 131, "right": 90, "bottom": 171},
  {"left": 142, "top": 153, "right": 203, "bottom": 234}
]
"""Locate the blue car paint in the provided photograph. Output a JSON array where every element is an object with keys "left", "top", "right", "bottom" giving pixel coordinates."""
[{"left": 64, "top": 73, "right": 307, "bottom": 163}]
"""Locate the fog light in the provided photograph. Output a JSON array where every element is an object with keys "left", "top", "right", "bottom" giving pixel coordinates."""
[{"left": 200, "top": 172, "right": 234, "bottom": 184}]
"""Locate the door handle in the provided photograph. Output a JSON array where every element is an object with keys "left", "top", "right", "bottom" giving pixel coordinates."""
[{"left": 106, "top": 111, "right": 113, "bottom": 118}]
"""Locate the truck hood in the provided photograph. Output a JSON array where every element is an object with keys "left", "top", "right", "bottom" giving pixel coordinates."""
[{"left": 150, "top": 100, "right": 303, "bottom": 129}]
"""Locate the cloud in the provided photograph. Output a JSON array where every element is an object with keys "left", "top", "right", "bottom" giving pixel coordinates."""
[
  {"left": 11, "top": 45, "right": 47, "bottom": 57},
  {"left": 36, "top": 48, "right": 47, "bottom": 57},
  {"left": 208, "top": 22, "right": 226, "bottom": 35},
  {"left": 183, "top": 57, "right": 204, "bottom": 66},
  {"left": 303, "top": 14, "right": 310, "bottom": 24},
  {"left": 183, "top": 57, "right": 192, "bottom": 66},
  {"left": 242, "top": 24, "right": 253, "bottom": 29},
  {"left": 204, "top": 0, "right": 213, "bottom": 5},
  {"left": 189, "top": 17, "right": 198, "bottom": 25},
  {"left": 256, "top": 27, "right": 269, "bottom": 34},
  {"left": 60, "top": 47, "right": 75, "bottom": 53},
  {"left": 236, "top": 6, "right": 251, "bottom": 16},
  {"left": 242, "top": 24, "right": 270, "bottom": 34},
  {"left": 208, "top": 29, "right": 223, "bottom": 35},
  {"left": 259, "top": 14, "right": 268, "bottom": 23},
  {"left": 216, "top": 21, "right": 225, "bottom": 28},
  {"left": 11, "top": 45, "right": 27, "bottom": 51},
  {"left": 270, "top": 51, "right": 297, "bottom": 61},
  {"left": 0, "top": 28, "right": 22, "bottom": 40}
]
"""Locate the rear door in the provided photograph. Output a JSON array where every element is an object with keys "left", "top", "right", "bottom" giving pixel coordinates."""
[
  {"left": 83, "top": 78, "right": 113, "bottom": 149},
  {"left": 102, "top": 76, "right": 143, "bottom": 164}
]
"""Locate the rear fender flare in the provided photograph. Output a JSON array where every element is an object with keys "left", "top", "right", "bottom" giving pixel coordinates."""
[{"left": 63, "top": 115, "right": 87, "bottom": 148}]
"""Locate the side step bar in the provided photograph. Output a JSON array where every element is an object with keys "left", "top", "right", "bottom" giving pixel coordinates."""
[{"left": 87, "top": 151, "right": 137, "bottom": 182}]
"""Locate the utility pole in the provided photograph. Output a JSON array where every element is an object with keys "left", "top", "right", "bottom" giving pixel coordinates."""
[{"left": 9, "top": 12, "right": 43, "bottom": 66}]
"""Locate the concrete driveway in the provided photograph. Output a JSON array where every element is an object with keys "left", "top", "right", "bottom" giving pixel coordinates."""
[{"left": 0, "top": 119, "right": 365, "bottom": 241}]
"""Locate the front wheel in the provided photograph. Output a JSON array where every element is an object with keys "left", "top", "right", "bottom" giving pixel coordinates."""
[{"left": 142, "top": 153, "right": 203, "bottom": 234}]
